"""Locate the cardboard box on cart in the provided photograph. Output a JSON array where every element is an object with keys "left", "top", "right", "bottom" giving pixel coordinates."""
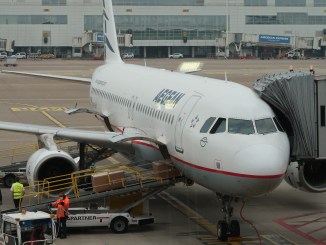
[{"left": 92, "top": 170, "right": 126, "bottom": 193}]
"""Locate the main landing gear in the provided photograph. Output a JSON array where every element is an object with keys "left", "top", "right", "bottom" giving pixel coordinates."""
[{"left": 216, "top": 195, "right": 240, "bottom": 242}]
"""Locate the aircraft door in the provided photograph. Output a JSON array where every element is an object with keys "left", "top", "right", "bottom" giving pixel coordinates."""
[{"left": 174, "top": 95, "right": 201, "bottom": 153}]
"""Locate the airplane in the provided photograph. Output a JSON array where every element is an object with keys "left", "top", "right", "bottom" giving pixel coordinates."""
[{"left": 0, "top": 0, "right": 320, "bottom": 242}]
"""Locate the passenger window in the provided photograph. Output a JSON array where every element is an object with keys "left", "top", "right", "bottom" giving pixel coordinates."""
[
  {"left": 228, "top": 119, "right": 255, "bottom": 135},
  {"left": 255, "top": 118, "right": 277, "bottom": 134},
  {"left": 273, "top": 117, "right": 285, "bottom": 132},
  {"left": 200, "top": 117, "right": 216, "bottom": 133},
  {"left": 210, "top": 118, "right": 226, "bottom": 134}
]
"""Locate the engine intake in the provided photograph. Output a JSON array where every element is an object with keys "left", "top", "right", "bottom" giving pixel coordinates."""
[
  {"left": 285, "top": 161, "right": 326, "bottom": 193},
  {"left": 26, "top": 148, "right": 78, "bottom": 194}
]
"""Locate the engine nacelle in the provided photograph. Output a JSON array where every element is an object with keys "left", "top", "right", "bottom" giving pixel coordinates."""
[
  {"left": 285, "top": 161, "right": 326, "bottom": 193},
  {"left": 26, "top": 148, "right": 78, "bottom": 192}
]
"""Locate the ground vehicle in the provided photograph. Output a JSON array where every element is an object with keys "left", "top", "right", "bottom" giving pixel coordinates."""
[
  {"left": 0, "top": 52, "right": 7, "bottom": 60},
  {"left": 15, "top": 52, "right": 26, "bottom": 59},
  {"left": 51, "top": 206, "right": 154, "bottom": 233},
  {"left": 4, "top": 56, "right": 17, "bottom": 67},
  {"left": 122, "top": 52, "right": 134, "bottom": 59},
  {"left": 216, "top": 49, "right": 226, "bottom": 58},
  {"left": 287, "top": 51, "right": 301, "bottom": 59},
  {"left": 0, "top": 210, "right": 56, "bottom": 245},
  {"left": 169, "top": 53, "right": 183, "bottom": 58},
  {"left": 0, "top": 167, "right": 27, "bottom": 187}
]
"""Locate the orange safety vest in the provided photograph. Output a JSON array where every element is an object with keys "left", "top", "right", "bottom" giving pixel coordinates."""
[
  {"left": 52, "top": 197, "right": 70, "bottom": 210},
  {"left": 56, "top": 204, "right": 66, "bottom": 218},
  {"left": 63, "top": 196, "right": 70, "bottom": 210}
]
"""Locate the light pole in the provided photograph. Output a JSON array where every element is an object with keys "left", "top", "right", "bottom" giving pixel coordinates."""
[{"left": 225, "top": 0, "right": 229, "bottom": 58}]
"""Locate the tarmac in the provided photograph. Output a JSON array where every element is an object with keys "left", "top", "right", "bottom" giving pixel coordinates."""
[{"left": 0, "top": 57, "right": 325, "bottom": 245}]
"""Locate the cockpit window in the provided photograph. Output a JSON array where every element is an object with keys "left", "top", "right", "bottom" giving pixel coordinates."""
[
  {"left": 228, "top": 119, "right": 255, "bottom": 135},
  {"left": 200, "top": 117, "right": 216, "bottom": 133},
  {"left": 255, "top": 118, "right": 277, "bottom": 134},
  {"left": 210, "top": 118, "right": 226, "bottom": 134},
  {"left": 273, "top": 117, "right": 285, "bottom": 132}
]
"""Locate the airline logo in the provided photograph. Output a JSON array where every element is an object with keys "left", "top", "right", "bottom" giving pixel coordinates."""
[{"left": 153, "top": 89, "right": 185, "bottom": 108}]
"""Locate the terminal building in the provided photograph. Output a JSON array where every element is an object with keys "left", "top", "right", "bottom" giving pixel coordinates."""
[{"left": 1, "top": 0, "right": 326, "bottom": 58}]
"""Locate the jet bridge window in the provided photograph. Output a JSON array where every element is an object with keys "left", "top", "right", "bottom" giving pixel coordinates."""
[
  {"left": 210, "top": 118, "right": 226, "bottom": 134},
  {"left": 228, "top": 119, "right": 255, "bottom": 135},
  {"left": 200, "top": 117, "right": 216, "bottom": 133},
  {"left": 255, "top": 118, "right": 277, "bottom": 134}
]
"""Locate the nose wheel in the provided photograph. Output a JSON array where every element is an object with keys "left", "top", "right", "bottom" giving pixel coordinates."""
[{"left": 216, "top": 195, "right": 240, "bottom": 241}]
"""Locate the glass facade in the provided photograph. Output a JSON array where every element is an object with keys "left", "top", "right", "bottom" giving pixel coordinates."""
[
  {"left": 275, "top": 0, "right": 306, "bottom": 6},
  {"left": 112, "top": 0, "right": 203, "bottom": 6},
  {"left": 42, "top": 0, "right": 66, "bottom": 5},
  {"left": 85, "top": 15, "right": 226, "bottom": 40},
  {"left": 314, "top": 0, "right": 326, "bottom": 6},
  {"left": 244, "top": 0, "right": 267, "bottom": 6},
  {"left": 246, "top": 13, "right": 326, "bottom": 25},
  {"left": 0, "top": 15, "right": 67, "bottom": 24}
]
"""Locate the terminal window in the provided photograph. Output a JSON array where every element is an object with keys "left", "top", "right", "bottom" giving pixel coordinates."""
[
  {"left": 42, "top": 0, "right": 66, "bottom": 5},
  {"left": 275, "top": 0, "right": 306, "bottom": 6},
  {"left": 314, "top": 0, "right": 326, "bottom": 6},
  {"left": 244, "top": 0, "right": 267, "bottom": 6}
]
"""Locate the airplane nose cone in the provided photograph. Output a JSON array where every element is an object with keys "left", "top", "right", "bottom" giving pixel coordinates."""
[
  {"left": 234, "top": 144, "right": 288, "bottom": 175},
  {"left": 233, "top": 144, "right": 289, "bottom": 196}
]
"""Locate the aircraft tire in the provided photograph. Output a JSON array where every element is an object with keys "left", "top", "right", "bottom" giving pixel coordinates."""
[
  {"left": 230, "top": 220, "right": 240, "bottom": 237},
  {"left": 217, "top": 220, "right": 228, "bottom": 241}
]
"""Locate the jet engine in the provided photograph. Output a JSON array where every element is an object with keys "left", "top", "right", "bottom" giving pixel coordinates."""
[
  {"left": 285, "top": 161, "right": 326, "bottom": 193},
  {"left": 26, "top": 148, "right": 78, "bottom": 192}
]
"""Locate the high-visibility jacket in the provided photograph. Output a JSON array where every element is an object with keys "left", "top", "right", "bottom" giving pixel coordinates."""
[
  {"left": 12, "top": 182, "right": 24, "bottom": 199},
  {"left": 52, "top": 197, "right": 69, "bottom": 210},
  {"left": 56, "top": 204, "right": 66, "bottom": 218},
  {"left": 63, "top": 196, "right": 70, "bottom": 210}
]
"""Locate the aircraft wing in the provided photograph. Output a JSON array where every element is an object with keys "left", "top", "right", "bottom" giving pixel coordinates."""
[
  {"left": 1, "top": 70, "right": 91, "bottom": 83},
  {"left": 0, "top": 121, "right": 162, "bottom": 150}
]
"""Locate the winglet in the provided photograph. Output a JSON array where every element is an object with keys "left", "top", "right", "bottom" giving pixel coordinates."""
[{"left": 103, "top": 0, "right": 123, "bottom": 63}]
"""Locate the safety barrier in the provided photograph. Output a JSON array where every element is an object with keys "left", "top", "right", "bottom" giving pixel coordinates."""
[{"left": 21, "top": 161, "right": 182, "bottom": 209}]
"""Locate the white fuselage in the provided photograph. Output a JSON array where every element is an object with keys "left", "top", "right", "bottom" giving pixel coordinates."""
[{"left": 90, "top": 63, "right": 290, "bottom": 197}]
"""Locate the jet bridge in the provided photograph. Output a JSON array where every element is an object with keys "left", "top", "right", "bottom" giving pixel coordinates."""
[
  {"left": 253, "top": 71, "right": 326, "bottom": 192},
  {"left": 253, "top": 71, "right": 318, "bottom": 160}
]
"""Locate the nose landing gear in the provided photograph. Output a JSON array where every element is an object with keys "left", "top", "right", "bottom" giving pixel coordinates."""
[{"left": 217, "top": 195, "right": 240, "bottom": 241}]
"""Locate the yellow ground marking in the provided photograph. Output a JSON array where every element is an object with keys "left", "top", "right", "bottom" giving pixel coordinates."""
[
  {"left": 41, "top": 111, "right": 66, "bottom": 128},
  {"left": 159, "top": 191, "right": 217, "bottom": 236},
  {"left": 11, "top": 106, "right": 67, "bottom": 112}
]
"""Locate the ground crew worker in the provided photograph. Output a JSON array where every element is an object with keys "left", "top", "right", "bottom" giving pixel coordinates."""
[
  {"left": 52, "top": 193, "right": 70, "bottom": 214},
  {"left": 10, "top": 177, "right": 25, "bottom": 209},
  {"left": 56, "top": 201, "right": 67, "bottom": 239},
  {"left": 52, "top": 192, "right": 70, "bottom": 237}
]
